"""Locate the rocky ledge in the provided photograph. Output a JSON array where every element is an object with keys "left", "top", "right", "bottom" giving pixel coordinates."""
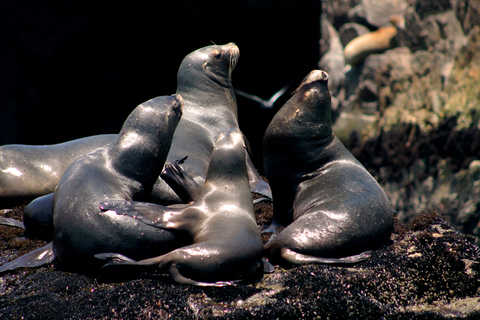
[{"left": 1, "top": 205, "right": 480, "bottom": 319}]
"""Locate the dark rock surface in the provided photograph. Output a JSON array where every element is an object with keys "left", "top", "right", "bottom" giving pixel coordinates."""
[{"left": 1, "top": 205, "right": 480, "bottom": 319}]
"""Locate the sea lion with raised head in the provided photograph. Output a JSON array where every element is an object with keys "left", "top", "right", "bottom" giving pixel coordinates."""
[
  {"left": 150, "top": 42, "right": 271, "bottom": 204},
  {"left": 0, "top": 95, "right": 187, "bottom": 273},
  {"left": 0, "top": 43, "right": 271, "bottom": 209},
  {"left": 263, "top": 70, "right": 393, "bottom": 267},
  {"left": 96, "top": 128, "right": 264, "bottom": 286}
]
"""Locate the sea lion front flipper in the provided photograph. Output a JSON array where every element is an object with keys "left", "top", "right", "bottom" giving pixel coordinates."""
[
  {"left": 262, "top": 221, "right": 285, "bottom": 234},
  {"left": 246, "top": 154, "right": 272, "bottom": 199},
  {"left": 23, "top": 193, "right": 54, "bottom": 241},
  {"left": 0, "top": 242, "right": 55, "bottom": 273},
  {"left": 99, "top": 200, "right": 185, "bottom": 230},
  {"left": 262, "top": 258, "right": 275, "bottom": 273},
  {"left": 160, "top": 156, "right": 202, "bottom": 203},
  {"left": 281, "top": 248, "right": 372, "bottom": 265}
]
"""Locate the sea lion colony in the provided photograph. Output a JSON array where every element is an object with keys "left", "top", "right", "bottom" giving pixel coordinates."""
[{"left": 0, "top": 43, "right": 392, "bottom": 286}]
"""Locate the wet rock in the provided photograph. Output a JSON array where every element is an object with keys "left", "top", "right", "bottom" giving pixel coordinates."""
[
  {"left": 361, "top": 0, "right": 408, "bottom": 27},
  {"left": 339, "top": 22, "right": 371, "bottom": 47},
  {"left": 319, "top": 16, "right": 346, "bottom": 96}
]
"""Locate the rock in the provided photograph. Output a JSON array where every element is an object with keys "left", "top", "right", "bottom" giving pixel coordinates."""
[
  {"left": 1, "top": 206, "right": 480, "bottom": 319},
  {"left": 322, "top": 0, "right": 361, "bottom": 28},
  {"left": 347, "top": 3, "right": 369, "bottom": 26},
  {"left": 338, "top": 22, "right": 371, "bottom": 47},
  {"left": 414, "top": 0, "right": 452, "bottom": 19},
  {"left": 351, "top": 115, "right": 480, "bottom": 244},
  {"left": 455, "top": 0, "right": 480, "bottom": 34},
  {"left": 361, "top": 0, "right": 408, "bottom": 27},
  {"left": 319, "top": 16, "right": 346, "bottom": 96},
  {"left": 432, "top": 10, "right": 468, "bottom": 57}
]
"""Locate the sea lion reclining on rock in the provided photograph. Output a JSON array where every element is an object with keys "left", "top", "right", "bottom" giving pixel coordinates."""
[
  {"left": 0, "top": 95, "right": 188, "bottom": 273},
  {"left": 262, "top": 70, "right": 393, "bottom": 267},
  {"left": 0, "top": 43, "right": 271, "bottom": 210},
  {"left": 96, "top": 128, "right": 266, "bottom": 286},
  {"left": 0, "top": 43, "right": 271, "bottom": 244}
]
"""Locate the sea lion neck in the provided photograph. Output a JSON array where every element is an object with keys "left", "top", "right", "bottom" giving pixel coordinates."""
[
  {"left": 203, "top": 130, "right": 250, "bottom": 194},
  {"left": 263, "top": 70, "right": 334, "bottom": 174},
  {"left": 111, "top": 97, "right": 182, "bottom": 185}
]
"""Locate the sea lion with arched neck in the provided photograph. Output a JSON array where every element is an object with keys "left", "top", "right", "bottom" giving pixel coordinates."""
[
  {"left": 96, "top": 128, "right": 265, "bottom": 286},
  {"left": 0, "top": 43, "right": 271, "bottom": 209},
  {"left": 150, "top": 42, "right": 271, "bottom": 204},
  {"left": 0, "top": 95, "right": 187, "bottom": 273},
  {"left": 263, "top": 70, "right": 393, "bottom": 267}
]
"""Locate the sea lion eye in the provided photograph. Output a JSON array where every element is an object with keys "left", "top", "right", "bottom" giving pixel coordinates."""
[{"left": 212, "top": 50, "right": 222, "bottom": 60}]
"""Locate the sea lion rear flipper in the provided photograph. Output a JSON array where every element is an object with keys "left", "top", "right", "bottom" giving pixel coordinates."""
[
  {"left": 0, "top": 242, "right": 55, "bottom": 273},
  {"left": 168, "top": 262, "right": 238, "bottom": 287},
  {"left": 99, "top": 200, "right": 185, "bottom": 229},
  {"left": 160, "top": 156, "right": 202, "bottom": 203},
  {"left": 95, "top": 253, "right": 159, "bottom": 278},
  {"left": 281, "top": 248, "right": 372, "bottom": 265},
  {"left": 0, "top": 217, "right": 25, "bottom": 229}
]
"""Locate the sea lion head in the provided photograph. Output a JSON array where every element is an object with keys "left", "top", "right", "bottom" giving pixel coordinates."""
[
  {"left": 205, "top": 128, "right": 248, "bottom": 185},
  {"left": 177, "top": 43, "right": 240, "bottom": 90},
  {"left": 295, "top": 70, "right": 331, "bottom": 113},
  {"left": 114, "top": 94, "right": 183, "bottom": 182},
  {"left": 273, "top": 70, "right": 332, "bottom": 139},
  {"left": 118, "top": 94, "right": 183, "bottom": 147},
  {"left": 263, "top": 70, "right": 333, "bottom": 170}
]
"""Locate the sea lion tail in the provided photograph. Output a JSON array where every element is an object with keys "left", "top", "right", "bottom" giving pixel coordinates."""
[{"left": 0, "top": 242, "right": 55, "bottom": 273}]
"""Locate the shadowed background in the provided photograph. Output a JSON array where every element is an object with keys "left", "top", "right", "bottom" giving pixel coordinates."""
[{"left": 0, "top": 0, "right": 321, "bottom": 171}]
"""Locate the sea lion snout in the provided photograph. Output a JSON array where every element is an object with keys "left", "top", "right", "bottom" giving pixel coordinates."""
[
  {"left": 309, "top": 70, "right": 329, "bottom": 82},
  {"left": 226, "top": 42, "right": 240, "bottom": 69}
]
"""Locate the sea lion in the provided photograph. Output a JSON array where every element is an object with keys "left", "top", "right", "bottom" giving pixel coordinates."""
[
  {"left": 0, "top": 135, "right": 116, "bottom": 207},
  {"left": 96, "top": 128, "right": 264, "bottom": 286},
  {"left": 263, "top": 70, "right": 393, "bottom": 266},
  {"left": 0, "top": 43, "right": 271, "bottom": 209},
  {"left": 0, "top": 95, "right": 188, "bottom": 273},
  {"left": 150, "top": 42, "right": 271, "bottom": 204},
  {"left": 343, "top": 15, "right": 405, "bottom": 66}
]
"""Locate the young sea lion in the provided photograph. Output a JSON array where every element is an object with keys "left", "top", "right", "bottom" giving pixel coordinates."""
[{"left": 97, "top": 128, "right": 264, "bottom": 286}]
